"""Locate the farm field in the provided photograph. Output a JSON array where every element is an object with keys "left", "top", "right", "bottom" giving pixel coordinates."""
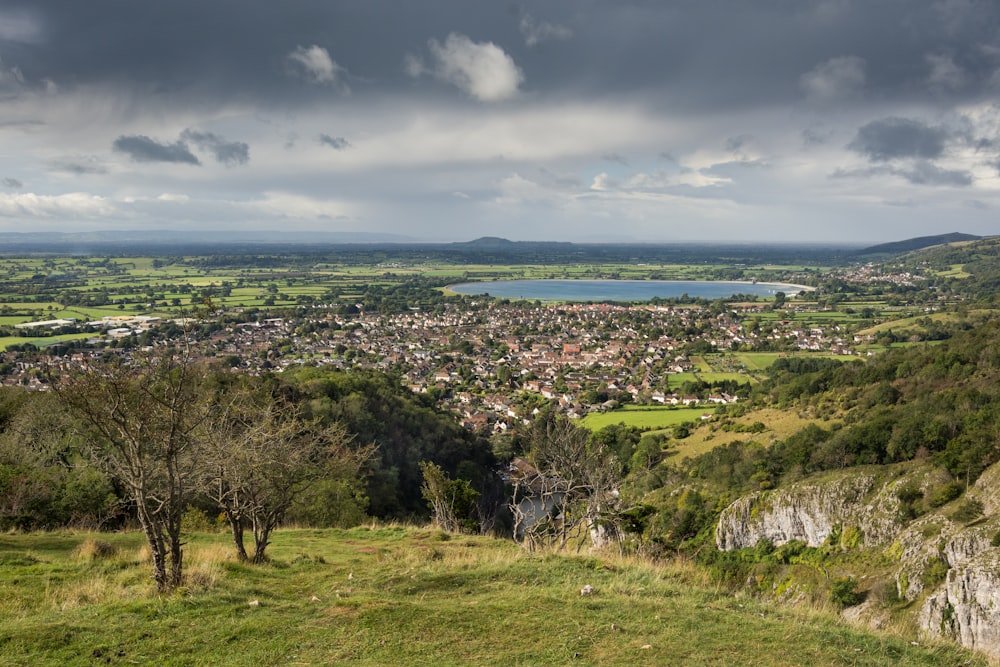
[
  {"left": 0, "top": 257, "right": 806, "bottom": 327},
  {"left": 0, "top": 527, "right": 980, "bottom": 667},
  {"left": 581, "top": 406, "right": 709, "bottom": 431}
]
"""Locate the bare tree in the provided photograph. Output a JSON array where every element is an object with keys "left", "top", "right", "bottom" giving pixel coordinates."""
[
  {"left": 202, "top": 383, "right": 372, "bottom": 563},
  {"left": 510, "top": 416, "right": 624, "bottom": 552},
  {"left": 55, "top": 351, "right": 205, "bottom": 592}
]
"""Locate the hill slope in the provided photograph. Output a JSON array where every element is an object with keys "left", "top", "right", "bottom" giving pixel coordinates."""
[
  {"left": 854, "top": 232, "right": 981, "bottom": 256},
  {"left": 0, "top": 527, "right": 983, "bottom": 666}
]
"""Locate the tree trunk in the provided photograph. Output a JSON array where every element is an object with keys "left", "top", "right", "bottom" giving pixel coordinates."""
[
  {"left": 227, "top": 513, "right": 249, "bottom": 562},
  {"left": 136, "top": 502, "right": 169, "bottom": 592},
  {"left": 167, "top": 521, "right": 184, "bottom": 589},
  {"left": 251, "top": 516, "right": 272, "bottom": 564}
]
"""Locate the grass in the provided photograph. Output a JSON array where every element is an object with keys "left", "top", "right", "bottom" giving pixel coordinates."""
[
  {"left": 0, "top": 527, "right": 983, "bottom": 666},
  {"left": 582, "top": 406, "right": 708, "bottom": 431},
  {"left": 663, "top": 408, "right": 826, "bottom": 462}
]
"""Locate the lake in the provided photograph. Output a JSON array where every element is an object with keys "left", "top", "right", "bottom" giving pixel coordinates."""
[{"left": 448, "top": 279, "right": 810, "bottom": 302}]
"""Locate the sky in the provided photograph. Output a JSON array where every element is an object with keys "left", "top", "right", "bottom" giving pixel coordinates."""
[{"left": 1, "top": 1, "right": 1000, "bottom": 244}]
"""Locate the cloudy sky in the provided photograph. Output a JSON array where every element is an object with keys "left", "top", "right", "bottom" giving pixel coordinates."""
[{"left": 1, "top": 1, "right": 1000, "bottom": 243}]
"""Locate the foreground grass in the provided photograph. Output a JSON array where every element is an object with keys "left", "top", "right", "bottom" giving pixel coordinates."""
[{"left": 0, "top": 527, "right": 984, "bottom": 666}]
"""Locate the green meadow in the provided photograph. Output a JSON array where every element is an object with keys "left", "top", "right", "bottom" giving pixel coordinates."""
[
  {"left": 581, "top": 406, "right": 709, "bottom": 431},
  {"left": 0, "top": 527, "right": 981, "bottom": 667}
]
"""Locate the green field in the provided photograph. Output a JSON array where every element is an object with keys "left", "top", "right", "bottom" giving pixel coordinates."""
[
  {"left": 0, "top": 527, "right": 981, "bottom": 666},
  {"left": 581, "top": 406, "right": 709, "bottom": 431}
]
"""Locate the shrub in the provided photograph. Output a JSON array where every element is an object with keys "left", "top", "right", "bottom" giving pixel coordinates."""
[
  {"left": 829, "top": 576, "right": 863, "bottom": 608},
  {"left": 927, "top": 482, "right": 962, "bottom": 508},
  {"left": 950, "top": 499, "right": 983, "bottom": 524},
  {"left": 921, "top": 558, "right": 950, "bottom": 588}
]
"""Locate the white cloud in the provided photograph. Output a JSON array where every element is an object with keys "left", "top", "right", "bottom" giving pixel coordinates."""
[
  {"left": 156, "top": 193, "right": 190, "bottom": 202},
  {"left": 247, "top": 192, "right": 358, "bottom": 221},
  {"left": 800, "top": 56, "right": 866, "bottom": 102},
  {"left": 495, "top": 173, "right": 548, "bottom": 204},
  {"left": 0, "top": 192, "right": 116, "bottom": 218},
  {"left": 411, "top": 33, "right": 524, "bottom": 102},
  {"left": 287, "top": 45, "right": 346, "bottom": 87},
  {"left": 590, "top": 173, "right": 614, "bottom": 191},
  {"left": 520, "top": 15, "right": 573, "bottom": 47}
]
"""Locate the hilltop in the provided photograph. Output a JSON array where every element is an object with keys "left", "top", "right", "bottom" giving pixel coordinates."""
[
  {"left": 0, "top": 527, "right": 983, "bottom": 666},
  {"left": 853, "top": 232, "right": 982, "bottom": 256}
]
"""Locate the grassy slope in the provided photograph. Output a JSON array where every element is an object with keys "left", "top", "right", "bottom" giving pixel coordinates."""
[
  {"left": 0, "top": 528, "right": 982, "bottom": 666},
  {"left": 663, "top": 408, "right": 825, "bottom": 462}
]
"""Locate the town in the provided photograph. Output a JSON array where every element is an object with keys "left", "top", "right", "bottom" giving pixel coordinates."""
[{"left": 5, "top": 290, "right": 894, "bottom": 432}]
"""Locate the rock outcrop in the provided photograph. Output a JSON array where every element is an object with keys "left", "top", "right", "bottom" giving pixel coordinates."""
[
  {"left": 715, "top": 460, "right": 1000, "bottom": 658},
  {"left": 715, "top": 470, "right": 899, "bottom": 550},
  {"left": 921, "top": 549, "right": 1000, "bottom": 659}
]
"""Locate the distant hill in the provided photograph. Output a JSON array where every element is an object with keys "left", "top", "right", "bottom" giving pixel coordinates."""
[
  {"left": 456, "top": 236, "right": 518, "bottom": 248},
  {"left": 854, "top": 232, "right": 982, "bottom": 257}
]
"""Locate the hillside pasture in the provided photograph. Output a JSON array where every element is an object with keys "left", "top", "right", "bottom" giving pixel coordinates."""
[{"left": 0, "top": 527, "right": 980, "bottom": 667}]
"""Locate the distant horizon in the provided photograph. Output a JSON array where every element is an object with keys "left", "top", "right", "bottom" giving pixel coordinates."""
[{"left": 0, "top": 227, "right": 979, "bottom": 248}]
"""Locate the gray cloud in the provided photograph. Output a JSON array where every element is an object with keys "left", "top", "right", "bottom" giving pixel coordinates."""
[
  {"left": 800, "top": 56, "right": 866, "bottom": 102},
  {"left": 802, "top": 127, "right": 834, "bottom": 146},
  {"left": 5, "top": 1, "right": 1000, "bottom": 110},
  {"left": 113, "top": 135, "right": 200, "bottom": 165},
  {"left": 831, "top": 161, "right": 972, "bottom": 187},
  {"left": 899, "top": 161, "right": 972, "bottom": 187},
  {"left": 181, "top": 129, "right": 250, "bottom": 166},
  {"left": 601, "top": 152, "right": 629, "bottom": 166},
  {"left": 848, "top": 118, "right": 949, "bottom": 162},
  {"left": 2, "top": 177, "right": 23, "bottom": 189},
  {"left": 519, "top": 14, "right": 572, "bottom": 47},
  {"left": 3, "top": 1, "right": 1000, "bottom": 242},
  {"left": 319, "top": 134, "right": 351, "bottom": 150},
  {"left": 48, "top": 158, "right": 108, "bottom": 175}
]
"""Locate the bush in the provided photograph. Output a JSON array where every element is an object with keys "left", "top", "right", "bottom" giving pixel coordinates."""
[
  {"left": 921, "top": 558, "right": 950, "bottom": 588},
  {"left": 950, "top": 499, "right": 983, "bottom": 524},
  {"left": 927, "top": 481, "right": 962, "bottom": 508},
  {"left": 829, "top": 576, "right": 863, "bottom": 608}
]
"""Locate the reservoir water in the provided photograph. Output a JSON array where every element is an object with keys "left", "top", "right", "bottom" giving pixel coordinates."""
[{"left": 448, "top": 279, "right": 809, "bottom": 302}]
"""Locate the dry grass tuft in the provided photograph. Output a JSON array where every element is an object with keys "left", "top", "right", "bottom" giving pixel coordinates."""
[{"left": 73, "top": 538, "right": 118, "bottom": 562}]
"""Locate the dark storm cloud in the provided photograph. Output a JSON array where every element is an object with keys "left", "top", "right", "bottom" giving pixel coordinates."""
[
  {"left": 112, "top": 135, "right": 200, "bottom": 165},
  {"left": 848, "top": 118, "right": 950, "bottom": 162},
  {"left": 181, "top": 130, "right": 250, "bottom": 166},
  {"left": 5, "top": 1, "right": 1000, "bottom": 110},
  {"left": 319, "top": 134, "right": 351, "bottom": 150}
]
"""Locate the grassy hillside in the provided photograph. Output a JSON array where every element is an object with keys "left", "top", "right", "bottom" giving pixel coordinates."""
[{"left": 0, "top": 527, "right": 983, "bottom": 666}]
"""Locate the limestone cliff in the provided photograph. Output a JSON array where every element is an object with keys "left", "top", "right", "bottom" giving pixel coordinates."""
[
  {"left": 714, "top": 461, "right": 1000, "bottom": 659},
  {"left": 921, "top": 550, "right": 1000, "bottom": 659},
  {"left": 715, "top": 469, "right": 900, "bottom": 550}
]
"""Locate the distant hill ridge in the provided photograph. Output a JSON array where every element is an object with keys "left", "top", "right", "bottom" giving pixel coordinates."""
[{"left": 855, "top": 232, "right": 982, "bottom": 256}]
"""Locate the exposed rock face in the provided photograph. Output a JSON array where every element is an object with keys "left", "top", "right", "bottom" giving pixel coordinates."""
[
  {"left": 921, "top": 550, "right": 1000, "bottom": 659},
  {"left": 714, "top": 459, "right": 1000, "bottom": 658},
  {"left": 715, "top": 472, "right": 899, "bottom": 550}
]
